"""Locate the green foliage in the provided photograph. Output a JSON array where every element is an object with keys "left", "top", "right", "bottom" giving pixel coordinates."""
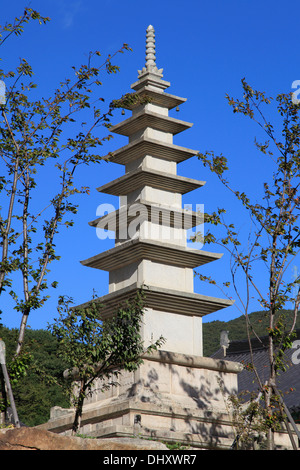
[
  {"left": 164, "top": 441, "right": 189, "bottom": 450},
  {"left": 0, "top": 308, "right": 297, "bottom": 427},
  {"left": 0, "top": 7, "right": 137, "bottom": 357},
  {"left": 0, "top": 7, "right": 50, "bottom": 48},
  {"left": 8, "top": 351, "right": 33, "bottom": 385},
  {"left": 0, "top": 7, "right": 163, "bottom": 431},
  {"left": 0, "top": 325, "right": 69, "bottom": 426},
  {"left": 110, "top": 92, "right": 152, "bottom": 111},
  {"left": 197, "top": 79, "right": 300, "bottom": 449},
  {"left": 219, "top": 377, "right": 291, "bottom": 449},
  {"left": 49, "top": 289, "right": 165, "bottom": 433}
]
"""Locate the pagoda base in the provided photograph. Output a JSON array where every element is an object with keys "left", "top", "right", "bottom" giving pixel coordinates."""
[{"left": 39, "top": 351, "right": 243, "bottom": 450}]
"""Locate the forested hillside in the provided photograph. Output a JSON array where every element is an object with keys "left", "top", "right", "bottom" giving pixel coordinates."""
[
  {"left": 0, "top": 326, "right": 70, "bottom": 427},
  {"left": 1, "top": 309, "right": 299, "bottom": 426}
]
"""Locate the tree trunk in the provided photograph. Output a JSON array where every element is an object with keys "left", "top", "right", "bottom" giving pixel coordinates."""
[
  {"left": 71, "top": 382, "right": 86, "bottom": 435},
  {"left": 0, "top": 369, "right": 7, "bottom": 426},
  {"left": 16, "top": 311, "right": 29, "bottom": 356},
  {"left": 266, "top": 427, "right": 275, "bottom": 450}
]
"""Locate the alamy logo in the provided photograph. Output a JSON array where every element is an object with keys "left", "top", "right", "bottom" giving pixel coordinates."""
[
  {"left": 0, "top": 80, "right": 5, "bottom": 106},
  {"left": 291, "top": 340, "right": 300, "bottom": 365},
  {"left": 292, "top": 80, "right": 300, "bottom": 104},
  {"left": 95, "top": 202, "right": 204, "bottom": 249}
]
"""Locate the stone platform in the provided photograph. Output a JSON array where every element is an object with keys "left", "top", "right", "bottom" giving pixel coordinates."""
[{"left": 39, "top": 351, "right": 243, "bottom": 450}]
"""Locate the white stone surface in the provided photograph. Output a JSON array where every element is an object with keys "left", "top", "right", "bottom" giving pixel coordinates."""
[
  {"left": 125, "top": 155, "right": 177, "bottom": 175},
  {"left": 108, "top": 259, "right": 194, "bottom": 294},
  {"left": 142, "top": 308, "right": 203, "bottom": 356}
]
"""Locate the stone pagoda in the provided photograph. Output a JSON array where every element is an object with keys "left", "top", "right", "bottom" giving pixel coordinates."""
[{"left": 42, "top": 26, "right": 243, "bottom": 449}]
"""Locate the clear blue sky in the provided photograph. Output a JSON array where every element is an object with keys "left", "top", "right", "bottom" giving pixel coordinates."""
[{"left": 1, "top": 0, "right": 300, "bottom": 330}]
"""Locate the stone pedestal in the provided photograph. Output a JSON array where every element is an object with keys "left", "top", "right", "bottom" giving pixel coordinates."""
[{"left": 43, "top": 351, "right": 242, "bottom": 449}]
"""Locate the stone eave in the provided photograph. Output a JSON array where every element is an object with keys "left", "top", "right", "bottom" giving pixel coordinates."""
[
  {"left": 89, "top": 199, "right": 203, "bottom": 230},
  {"left": 130, "top": 74, "right": 170, "bottom": 92},
  {"left": 96, "top": 167, "right": 205, "bottom": 196},
  {"left": 62, "top": 349, "right": 242, "bottom": 382},
  {"left": 80, "top": 238, "right": 222, "bottom": 271},
  {"left": 124, "top": 86, "right": 187, "bottom": 110},
  {"left": 144, "top": 350, "right": 243, "bottom": 374},
  {"left": 106, "top": 136, "right": 198, "bottom": 165},
  {"left": 75, "top": 283, "right": 234, "bottom": 319},
  {"left": 110, "top": 109, "right": 192, "bottom": 136}
]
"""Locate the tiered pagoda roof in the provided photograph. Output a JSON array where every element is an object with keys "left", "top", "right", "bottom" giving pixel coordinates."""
[{"left": 80, "top": 24, "right": 233, "bottom": 335}]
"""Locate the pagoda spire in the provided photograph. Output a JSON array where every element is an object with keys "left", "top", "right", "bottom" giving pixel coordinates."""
[{"left": 138, "top": 25, "right": 163, "bottom": 79}]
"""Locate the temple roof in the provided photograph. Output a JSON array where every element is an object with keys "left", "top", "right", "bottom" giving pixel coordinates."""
[{"left": 211, "top": 330, "right": 300, "bottom": 411}]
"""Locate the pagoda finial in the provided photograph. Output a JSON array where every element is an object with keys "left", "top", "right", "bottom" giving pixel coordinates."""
[
  {"left": 138, "top": 25, "right": 163, "bottom": 78},
  {"left": 145, "top": 25, "right": 156, "bottom": 70}
]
